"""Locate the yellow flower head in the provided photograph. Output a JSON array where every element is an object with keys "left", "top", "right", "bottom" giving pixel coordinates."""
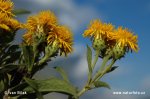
[
  {"left": 0, "top": 13, "right": 21, "bottom": 31},
  {"left": 47, "top": 25, "right": 73, "bottom": 55},
  {"left": 23, "top": 10, "right": 73, "bottom": 55},
  {"left": 5, "top": 18, "right": 22, "bottom": 30},
  {"left": 23, "top": 10, "right": 58, "bottom": 45},
  {"left": 83, "top": 19, "right": 114, "bottom": 40},
  {"left": 37, "top": 11, "right": 57, "bottom": 26},
  {"left": 25, "top": 10, "right": 57, "bottom": 33},
  {"left": 111, "top": 27, "right": 138, "bottom": 52},
  {"left": 0, "top": 0, "right": 14, "bottom": 17}
]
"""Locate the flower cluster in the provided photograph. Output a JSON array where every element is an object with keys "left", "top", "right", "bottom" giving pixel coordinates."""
[
  {"left": 0, "top": 0, "right": 21, "bottom": 31},
  {"left": 83, "top": 19, "right": 138, "bottom": 59},
  {"left": 23, "top": 11, "right": 73, "bottom": 56},
  {"left": 83, "top": 20, "right": 114, "bottom": 51}
]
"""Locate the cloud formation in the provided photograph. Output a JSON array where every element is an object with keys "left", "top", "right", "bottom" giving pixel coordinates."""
[{"left": 14, "top": 0, "right": 101, "bottom": 32}]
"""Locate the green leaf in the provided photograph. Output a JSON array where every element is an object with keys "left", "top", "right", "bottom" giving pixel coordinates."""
[
  {"left": 86, "top": 45, "right": 92, "bottom": 75},
  {"left": 94, "top": 81, "right": 111, "bottom": 89},
  {"left": 0, "top": 74, "right": 9, "bottom": 93},
  {"left": 0, "top": 64, "right": 19, "bottom": 73},
  {"left": 0, "top": 44, "right": 20, "bottom": 64},
  {"left": 54, "top": 67, "right": 70, "bottom": 83},
  {"left": 106, "top": 66, "right": 119, "bottom": 73},
  {"left": 0, "top": 31, "right": 15, "bottom": 44},
  {"left": 10, "top": 82, "right": 28, "bottom": 92},
  {"left": 23, "top": 77, "right": 77, "bottom": 98},
  {"left": 7, "top": 45, "right": 19, "bottom": 53},
  {"left": 13, "top": 9, "right": 31, "bottom": 15},
  {"left": 22, "top": 45, "right": 34, "bottom": 72},
  {"left": 0, "top": 80, "right": 4, "bottom": 92},
  {"left": 24, "top": 78, "right": 44, "bottom": 99},
  {"left": 24, "top": 77, "right": 38, "bottom": 90}
]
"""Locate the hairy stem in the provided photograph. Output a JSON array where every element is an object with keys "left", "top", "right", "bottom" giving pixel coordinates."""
[
  {"left": 94, "top": 59, "right": 116, "bottom": 82},
  {"left": 78, "top": 57, "right": 116, "bottom": 97},
  {"left": 77, "top": 87, "right": 87, "bottom": 97}
]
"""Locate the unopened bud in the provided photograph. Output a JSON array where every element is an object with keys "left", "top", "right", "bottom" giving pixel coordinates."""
[
  {"left": 113, "top": 44, "right": 125, "bottom": 59},
  {"left": 92, "top": 39, "right": 106, "bottom": 51},
  {"left": 45, "top": 40, "right": 59, "bottom": 58}
]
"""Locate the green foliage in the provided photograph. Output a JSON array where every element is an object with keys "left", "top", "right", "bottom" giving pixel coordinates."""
[
  {"left": 8, "top": 77, "right": 78, "bottom": 98},
  {"left": 0, "top": 31, "right": 15, "bottom": 44},
  {"left": 94, "top": 81, "right": 111, "bottom": 89},
  {"left": 13, "top": 9, "right": 31, "bottom": 15},
  {"left": 86, "top": 45, "right": 92, "bottom": 78},
  {"left": 0, "top": 74, "right": 9, "bottom": 97},
  {"left": 0, "top": 1, "right": 121, "bottom": 99},
  {"left": 0, "top": 80, "right": 5, "bottom": 92},
  {"left": 54, "top": 67, "right": 70, "bottom": 83},
  {"left": 21, "top": 45, "right": 34, "bottom": 72},
  {"left": 24, "top": 77, "right": 77, "bottom": 96},
  {"left": 0, "top": 44, "right": 21, "bottom": 65},
  {"left": 0, "top": 64, "right": 19, "bottom": 73},
  {"left": 13, "top": 77, "right": 77, "bottom": 99},
  {"left": 106, "top": 66, "right": 119, "bottom": 73}
]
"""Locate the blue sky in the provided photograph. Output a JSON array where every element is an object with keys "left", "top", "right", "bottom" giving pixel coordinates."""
[{"left": 13, "top": 0, "right": 150, "bottom": 99}]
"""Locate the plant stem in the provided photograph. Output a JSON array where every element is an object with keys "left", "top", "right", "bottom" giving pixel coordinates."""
[
  {"left": 91, "top": 50, "right": 100, "bottom": 69},
  {"left": 95, "top": 59, "right": 116, "bottom": 81},
  {"left": 77, "top": 87, "right": 87, "bottom": 97},
  {"left": 78, "top": 51, "right": 101, "bottom": 97},
  {"left": 78, "top": 52, "right": 116, "bottom": 97},
  {"left": 90, "top": 55, "right": 110, "bottom": 82},
  {"left": 38, "top": 55, "right": 48, "bottom": 65},
  {"left": 99, "top": 55, "right": 110, "bottom": 72}
]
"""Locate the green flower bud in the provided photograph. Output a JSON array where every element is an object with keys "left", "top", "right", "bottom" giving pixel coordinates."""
[
  {"left": 92, "top": 38, "right": 106, "bottom": 51},
  {"left": 45, "top": 40, "right": 59, "bottom": 58},
  {"left": 32, "top": 32, "right": 46, "bottom": 53},
  {"left": 113, "top": 44, "right": 125, "bottom": 60}
]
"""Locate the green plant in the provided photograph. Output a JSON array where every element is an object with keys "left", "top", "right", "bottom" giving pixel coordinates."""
[{"left": 0, "top": 0, "right": 138, "bottom": 99}]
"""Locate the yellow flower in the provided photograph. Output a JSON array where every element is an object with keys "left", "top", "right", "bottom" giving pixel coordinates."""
[
  {"left": 37, "top": 11, "right": 57, "bottom": 26},
  {"left": 0, "top": 13, "right": 21, "bottom": 31},
  {"left": 83, "top": 19, "right": 114, "bottom": 39},
  {"left": 47, "top": 25, "right": 73, "bottom": 55},
  {"left": 23, "top": 10, "right": 73, "bottom": 55},
  {"left": 83, "top": 19, "right": 115, "bottom": 51},
  {"left": 111, "top": 27, "right": 138, "bottom": 52},
  {"left": 0, "top": 0, "right": 21, "bottom": 31},
  {"left": 0, "top": 24, "right": 9, "bottom": 30},
  {"left": 25, "top": 10, "right": 57, "bottom": 33},
  {"left": 5, "top": 18, "right": 22, "bottom": 30},
  {"left": 23, "top": 10, "right": 58, "bottom": 45},
  {"left": 0, "top": 0, "right": 14, "bottom": 17}
]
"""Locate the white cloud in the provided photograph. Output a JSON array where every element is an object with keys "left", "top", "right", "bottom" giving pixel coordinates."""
[
  {"left": 20, "top": 0, "right": 101, "bottom": 32},
  {"left": 73, "top": 50, "right": 88, "bottom": 78},
  {"left": 69, "top": 44, "right": 88, "bottom": 78}
]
